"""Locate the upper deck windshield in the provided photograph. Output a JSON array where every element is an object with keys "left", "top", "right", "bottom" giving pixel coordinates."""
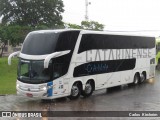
[
  {"left": 22, "top": 32, "right": 59, "bottom": 55},
  {"left": 21, "top": 31, "right": 80, "bottom": 55}
]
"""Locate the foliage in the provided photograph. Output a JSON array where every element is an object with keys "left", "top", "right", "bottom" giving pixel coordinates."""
[
  {"left": 67, "top": 21, "right": 104, "bottom": 31},
  {"left": 0, "top": 0, "right": 64, "bottom": 28},
  {"left": 0, "top": 25, "right": 8, "bottom": 57},
  {"left": 0, "top": 25, "right": 32, "bottom": 57},
  {"left": 81, "top": 21, "right": 104, "bottom": 31},
  {"left": 66, "top": 23, "right": 82, "bottom": 29}
]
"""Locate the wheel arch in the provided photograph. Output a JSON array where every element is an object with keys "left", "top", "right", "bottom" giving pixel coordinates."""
[{"left": 69, "top": 79, "right": 83, "bottom": 94}]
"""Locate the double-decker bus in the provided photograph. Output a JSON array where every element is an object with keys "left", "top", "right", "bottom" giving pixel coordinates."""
[{"left": 8, "top": 29, "right": 156, "bottom": 99}]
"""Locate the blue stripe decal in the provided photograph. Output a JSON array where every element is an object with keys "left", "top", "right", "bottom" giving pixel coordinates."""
[{"left": 47, "top": 81, "right": 53, "bottom": 97}]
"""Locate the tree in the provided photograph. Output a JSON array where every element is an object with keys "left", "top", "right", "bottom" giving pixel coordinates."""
[
  {"left": 0, "top": 0, "right": 64, "bottom": 28},
  {"left": 66, "top": 23, "right": 82, "bottom": 29},
  {"left": 0, "top": 25, "right": 8, "bottom": 57},
  {"left": 81, "top": 21, "right": 104, "bottom": 31},
  {"left": 66, "top": 21, "right": 104, "bottom": 31},
  {"left": 0, "top": 25, "right": 32, "bottom": 57}
]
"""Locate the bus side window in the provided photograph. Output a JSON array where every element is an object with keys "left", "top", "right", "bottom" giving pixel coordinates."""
[
  {"left": 42, "top": 64, "right": 52, "bottom": 76},
  {"left": 53, "top": 63, "right": 63, "bottom": 79}
]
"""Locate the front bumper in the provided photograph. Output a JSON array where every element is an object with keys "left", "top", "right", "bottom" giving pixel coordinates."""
[
  {"left": 16, "top": 80, "right": 48, "bottom": 98},
  {"left": 16, "top": 80, "right": 69, "bottom": 99}
]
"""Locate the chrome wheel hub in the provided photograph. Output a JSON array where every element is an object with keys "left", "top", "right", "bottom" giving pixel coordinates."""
[
  {"left": 85, "top": 83, "right": 92, "bottom": 94},
  {"left": 141, "top": 74, "right": 145, "bottom": 82},
  {"left": 134, "top": 76, "right": 138, "bottom": 84},
  {"left": 71, "top": 86, "right": 79, "bottom": 97}
]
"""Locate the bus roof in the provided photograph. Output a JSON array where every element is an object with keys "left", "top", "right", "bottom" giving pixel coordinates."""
[
  {"left": 29, "top": 29, "right": 155, "bottom": 38},
  {"left": 80, "top": 30, "right": 156, "bottom": 38},
  {"left": 30, "top": 29, "right": 81, "bottom": 34}
]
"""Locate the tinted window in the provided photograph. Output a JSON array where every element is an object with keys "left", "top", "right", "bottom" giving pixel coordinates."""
[
  {"left": 22, "top": 31, "right": 80, "bottom": 55},
  {"left": 55, "top": 31, "right": 80, "bottom": 51},
  {"left": 52, "top": 63, "right": 64, "bottom": 79},
  {"left": 52, "top": 54, "right": 72, "bottom": 78},
  {"left": 78, "top": 34, "right": 155, "bottom": 53},
  {"left": 22, "top": 32, "right": 59, "bottom": 55},
  {"left": 73, "top": 59, "right": 136, "bottom": 77},
  {"left": 53, "top": 31, "right": 80, "bottom": 76}
]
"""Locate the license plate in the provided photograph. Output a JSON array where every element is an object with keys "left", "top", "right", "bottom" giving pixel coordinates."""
[{"left": 26, "top": 93, "right": 33, "bottom": 97}]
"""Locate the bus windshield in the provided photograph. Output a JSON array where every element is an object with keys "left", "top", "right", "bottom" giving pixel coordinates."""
[
  {"left": 18, "top": 59, "right": 52, "bottom": 83},
  {"left": 22, "top": 32, "right": 59, "bottom": 55}
]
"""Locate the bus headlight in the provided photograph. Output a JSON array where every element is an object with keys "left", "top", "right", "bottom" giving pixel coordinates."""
[
  {"left": 16, "top": 84, "right": 19, "bottom": 88},
  {"left": 39, "top": 85, "right": 52, "bottom": 91},
  {"left": 42, "top": 87, "right": 47, "bottom": 91},
  {"left": 39, "top": 85, "right": 47, "bottom": 91}
]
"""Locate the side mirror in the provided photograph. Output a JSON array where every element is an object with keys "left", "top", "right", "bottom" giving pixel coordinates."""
[
  {"left": 8, "top": 51, "right": 20, "bottom": 65},
  {"left": 44, "top": 50, "right": 70, "bottom": 68}
]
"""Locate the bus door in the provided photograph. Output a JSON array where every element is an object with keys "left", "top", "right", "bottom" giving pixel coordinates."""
[{"left": 52, "top": 63, "right": 69, "bottom": 95}]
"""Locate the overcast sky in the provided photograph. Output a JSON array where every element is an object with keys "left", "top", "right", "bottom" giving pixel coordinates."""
[
  {"left": 1, "top": 0, "right": 160, "bottom": 36},
  {"left": 62, "top": 0, "right": 160, "bottom": 34}
]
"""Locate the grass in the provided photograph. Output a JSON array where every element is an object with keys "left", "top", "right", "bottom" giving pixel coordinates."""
[{"left": 0, "top": 57, "right": 18, "bottom": 94}]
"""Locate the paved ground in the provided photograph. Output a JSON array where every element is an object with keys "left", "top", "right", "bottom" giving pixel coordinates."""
[{"left": 0, "top": 71, "right": 160, "bottom": 120}]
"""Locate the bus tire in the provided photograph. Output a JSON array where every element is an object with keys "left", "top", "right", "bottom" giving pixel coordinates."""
[
  {"left": 133, "top": 73, "right": 140, "bottom": 85},
  {"left": 81, "top": 81, "right": 94, "bottom": 97},
  {"left": 69, "top": 82, "right": 81, "bottom": 100},
  {"left": 139, "top": 72, "right": 146, "bottom": 83},
  {"left": 128, "top": 73, "right": 140, "bottom": 86}
]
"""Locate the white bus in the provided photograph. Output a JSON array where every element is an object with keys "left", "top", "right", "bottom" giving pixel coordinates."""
[{"left": 8, "top": 29, "right": 156, "bottom": 99}]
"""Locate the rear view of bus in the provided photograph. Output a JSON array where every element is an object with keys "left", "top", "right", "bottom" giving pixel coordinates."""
[{"left": 8, "top": 30, "right": 80, "bottom": 99}]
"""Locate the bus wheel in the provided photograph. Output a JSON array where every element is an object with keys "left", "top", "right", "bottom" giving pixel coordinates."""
[
  {"left": 133, "top": 73, "right": 140, "bottom": 85},
  {"left": 69, "top": 82, "right": 81, "bottom": 100},
  {"left": 81, "top": 81, "right": 94, "bottom": 97},
  {"left": 140, "top": 72, "right": 146, "bottom": 83}
]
